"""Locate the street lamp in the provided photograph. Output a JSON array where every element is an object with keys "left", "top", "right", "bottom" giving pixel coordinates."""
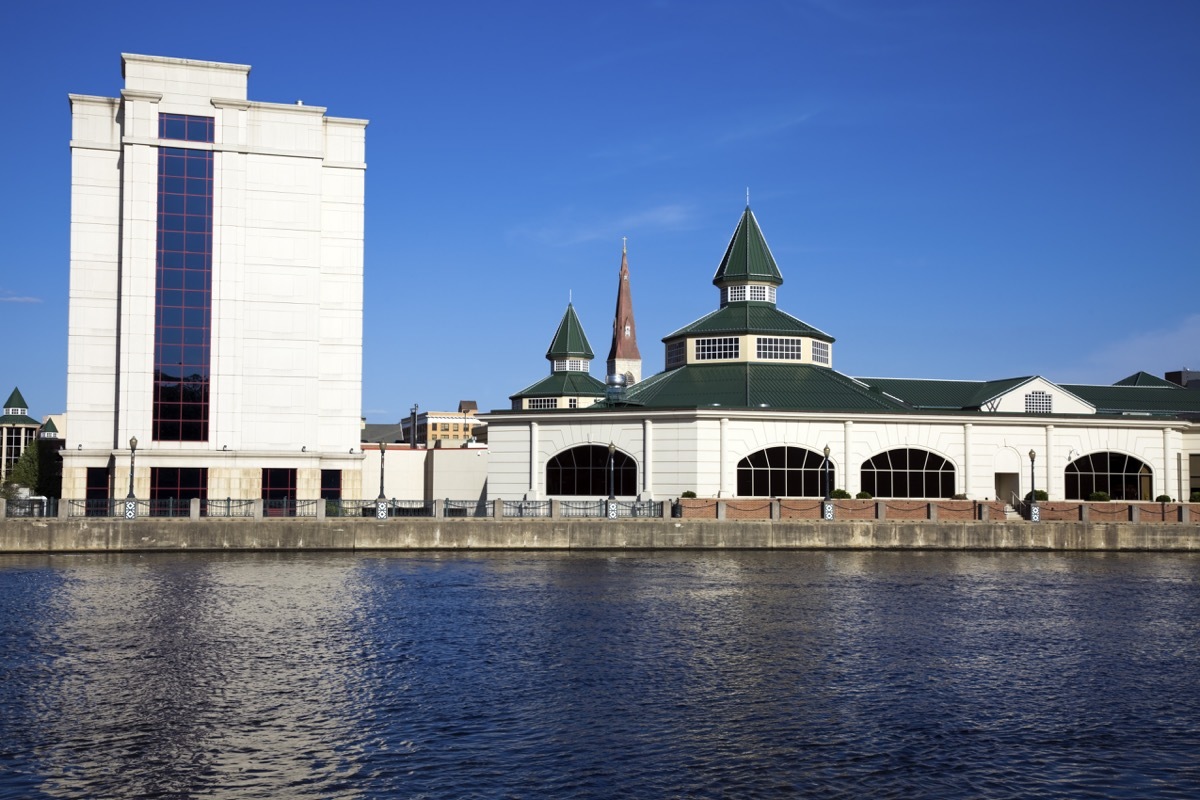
[
  {"left": 378, "top": 441, "right": 387, "bottom": 501},
  {"left": 127, "top": 436, "right": 138, "bottom": 499},
  {"left": 1028, "top": 449, "right": 1040, "bottom": 522},
  {"left": 608, "top": 442, "right": 616, "bottom": 500},
  {"left": 1029, "top": 449, "right": 1037, "bottom": 500},
  {"left": 823, "top": 444, "right": 831, "bottom": 501}
]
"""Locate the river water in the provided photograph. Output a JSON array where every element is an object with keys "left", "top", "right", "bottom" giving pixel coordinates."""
[{"left": 1, "top": 550, "right": 1197, "bottom": 799}]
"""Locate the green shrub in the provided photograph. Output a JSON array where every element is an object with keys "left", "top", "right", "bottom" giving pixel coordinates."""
[
  {"left": 1155, "top": 494, "right": 1173, "bottom": 503},
  {"left": 1191, "top": 491, "right": 1200, "bottom": 503},
  {"left": 830, "top": 489, "right": 852, "bottom": 499},
  {"left": 1024, "top": 490, "right": 1048, "bottom": 502},
  {"left": 680, "top": 490, "right": 697, "bottom": 499},
  {"left": 1088, "top": 491, "right": 1111, "bottom": 502},
  {"left": 855, "top": 491, "right": 873, "bottom": 500}
]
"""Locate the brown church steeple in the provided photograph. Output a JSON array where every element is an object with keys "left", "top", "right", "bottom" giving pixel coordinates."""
[{"left": 606, "top": 239, "right": 642, "bottom": 385}]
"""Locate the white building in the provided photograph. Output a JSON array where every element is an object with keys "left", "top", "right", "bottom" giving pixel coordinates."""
[
  {"left": 63, "top": 54, "right": 367, "bottom": 508},
  {"left": 484, "top": 207, "right": 1200, "bottom": 504}
]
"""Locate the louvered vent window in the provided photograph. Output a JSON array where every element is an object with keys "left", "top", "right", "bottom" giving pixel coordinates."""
[{"left": 1025, "top": 391, "right": 1052, "bottom": 414}]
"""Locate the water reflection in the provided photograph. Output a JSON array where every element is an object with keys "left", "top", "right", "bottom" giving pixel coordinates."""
[{"left": 0, "top": 551, "right": 1197, "bottom": 799}]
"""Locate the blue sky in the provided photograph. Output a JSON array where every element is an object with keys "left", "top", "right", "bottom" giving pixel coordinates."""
[{"left": 2, "top": 1, "right": 1198, "bottom": 424}]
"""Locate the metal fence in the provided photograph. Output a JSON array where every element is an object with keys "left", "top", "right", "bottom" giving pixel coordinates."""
[
  {"left": 206, "top": 499, "right": 258, "bottom": 518},
  {"left": 502, "top": 500, "right": 551, "bottom": 518},
  {"left": 4, "top": 498, "right": 57, "bottom": 518},
  {"left": 445, "top": 499, "right": 493, "bottom": 518},
  {"left": 560, "top": 500, "right": 606, "bottom": 517}
]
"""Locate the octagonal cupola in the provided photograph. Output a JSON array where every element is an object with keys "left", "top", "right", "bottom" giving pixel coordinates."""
[{"left": 712, "top": 206, "right": 783, "bottom": 307}]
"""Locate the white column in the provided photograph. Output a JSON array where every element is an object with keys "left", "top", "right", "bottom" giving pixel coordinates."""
[
  {"left": 1162, "top": 427, "right": 1171, "bottom": 500},
  {"left": 642, "top": 418, "right": 653, "bottom": 498},
  {"left": 1045, "top": 425, "right": 1054, "bottom": 499},
  {"left": 529, "top": 421, "right": 539, "bottom": 498},
  {"left": 962, "top": 423, "right": 972, "bottom": 498},
  {"left": 843, "top": 420, "right": 855, "bottom": 496},
  {"left": 719, "top": 417, "right": 729, "bottom": 497}
]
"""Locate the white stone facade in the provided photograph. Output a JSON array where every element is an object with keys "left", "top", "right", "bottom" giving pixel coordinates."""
[
  {"left": 485, "top": 408, "right": 1197, "bottom": 503},
  {"left": 63, "top": 54, "right": 366, "bottom": 501}
]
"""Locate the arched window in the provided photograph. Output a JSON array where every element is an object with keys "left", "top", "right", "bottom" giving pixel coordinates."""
[
  {"left": 861, "top": 448, "right": 955, "bottom": 498},
  {"left": 1065, "top": 452, "right": 1152, "bottom": 500},
  {"left": 737, "top": 446, "right": 833, "bottom": 497},
  {"left": 546, "top": 445, "right": 637, "bottom": 496}
]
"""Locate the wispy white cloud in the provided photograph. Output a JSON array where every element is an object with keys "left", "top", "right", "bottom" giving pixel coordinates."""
[
  {"left": 0, "top": 291, "right": 42, "bottom": 303},
  {"left": 588, "top": 106, "right": 818, "bottom": 168},
  {"left": 510, "top": 203, "right": 697, "bottom": 247},
  {"left": 1054, "top": 314, "right": 1200, "bottom": 384}
]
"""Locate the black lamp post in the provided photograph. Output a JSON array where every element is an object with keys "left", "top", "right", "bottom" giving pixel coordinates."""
[
  {"left": 823, "top": 445, "right": 832, "bottom": 501},
  {"left": 1029, "top": 449, "right": 1040, "bottom": 522},
  {"left": 608, "top": 442, "right": 616, "bottom": 500},
  {"left": 410, "top": 403, "right": 419, "bottom": 449},
  {"left": 378, "top": 441, "right": 387, "bottom": 501},
  {"left": 127, "top": 436, "right": 138, "bottom": 499},
  {"left": 1029, "top": 449, "right": 1037, "bottom": 501}
]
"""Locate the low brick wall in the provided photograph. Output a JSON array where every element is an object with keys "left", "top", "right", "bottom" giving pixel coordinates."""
[
  {"left": 724, "top": 500, "right": 773, "bottom": 520},
  {"left": 830, "top": 499, "right": 876, "bottom": 520},
  {"left": 781, "top": 499, "right": 824, "bottom": 520},
  {"left": 679, "top": 499, "right": 719, "bottom": 519},
  {"left": 1039, "top": 502, "right": 1084, "bottom": 522},
  {"left": 881, "top": 501, "right": 929, "bottom": 520}
]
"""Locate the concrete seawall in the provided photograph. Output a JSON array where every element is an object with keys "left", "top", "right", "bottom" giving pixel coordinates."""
[{"left": 2, "top": 518, "right": 1199, "bottom": 552}]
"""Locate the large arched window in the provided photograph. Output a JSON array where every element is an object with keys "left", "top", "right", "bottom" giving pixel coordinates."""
[
  {"left": 546, "top": 445, "right": 637, "bottom": 496},
  {"left": 861, "top": 448, "right": 955, "bottom": 498},
  {"left": 737, "top": 446, "right": 833, "bottom": 497},
  {"left": 1065, "top": 452, "right": 1152, "bottom": 500}
]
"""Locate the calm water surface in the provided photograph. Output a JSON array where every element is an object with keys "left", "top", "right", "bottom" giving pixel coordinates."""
[{"left": 1, "top": 550, "right": 1198, "bottom": 799}]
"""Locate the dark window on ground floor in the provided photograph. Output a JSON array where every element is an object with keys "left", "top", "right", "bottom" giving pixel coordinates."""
[
  {"left": 861, "top": 448, "right": 955, "bottom": 499},
  {"left": 546, "top": 445, "right": 637, "bottom": 496},
  {"left": 737, "top": 446, "right": 834, "bottom": 497},
  {"left": 1065, "top": 452, "right": 1152, "bottom": 500}
]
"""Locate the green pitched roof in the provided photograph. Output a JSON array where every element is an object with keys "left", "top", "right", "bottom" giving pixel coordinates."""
[
  {"left": 40, "top": 418, "right": 58, "bottom": 434},
  {"left": 1061, "top": 383, "right": 1200, "bottom": 415},
  {"left": 510, "top": 371, "right": 607, "bottom": 400},
  {"left": 612, "top": 363, "right": 909, "bottom": 412},
  {"left": 545, "top": 304, "right": 594, "bottom": 360},
  {"left": 856, "top": 377, "right": 1035, "bottom": 409},
  {"left": 4, "top": 387, "right": 28, "bottom": 411},
  {"left": 664, "top": 303, "right": 834, "bottom": 342},
  {"left": 1113, "top": 371, "right": 1179, "bottom": 388},
  {"left": 711, "top": 207, "right": 783, "bottom": 287}
]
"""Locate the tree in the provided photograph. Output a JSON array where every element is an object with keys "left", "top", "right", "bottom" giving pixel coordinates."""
[{"left": 7, "top": 440, "right": 40, "bottom": 493}]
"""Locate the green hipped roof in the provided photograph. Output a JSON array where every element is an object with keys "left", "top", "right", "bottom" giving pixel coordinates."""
[
  {"left": 1113, "top": 371, "right": 1179, "bottom": 388},
  {"left": 857, "top": 375, "right": 1200, "bottom": 417},
  {"left": 510, "top": 371, "right": 607, "bottom": 401},
  {"left": 712, "top": 207, "right": 784, "bottom": 287},
  {"left": 856, "top": 376, "right": 1034, "bottom": 409},
  {"left": 40, "top": 418, "right": 58, "bottom": 433},
  {"left": 1061, "top": 383, "right": 1200, "bottom": 415},
  {"left": 4, "top": 387, "right": 28, "bottom": 411},
  {"left": 545, "top": 304, "right": 594, "bottom": 360},
  {"left": 665, "top": 302, "right": 834, "bottom": 342},
  {"left": 611, "top": 363, "right": 909, "bottom": 412}
]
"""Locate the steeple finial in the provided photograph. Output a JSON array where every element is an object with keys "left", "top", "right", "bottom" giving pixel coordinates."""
[
  {"left": 746, "top": 186, "right": 750, "bottom": 207},
  {"left": 622, "top": 236, "right": 627, "bottom": 254}
]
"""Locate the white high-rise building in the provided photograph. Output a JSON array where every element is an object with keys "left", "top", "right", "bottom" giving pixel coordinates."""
[{"left": 63, "top": 54, "right": 367, "bottom": 509}]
